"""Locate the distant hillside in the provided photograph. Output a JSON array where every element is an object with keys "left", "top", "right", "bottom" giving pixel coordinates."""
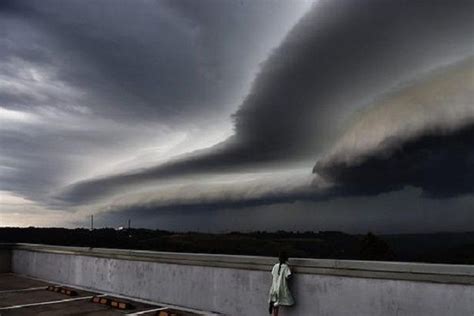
[{"left": 1, "top": 227, "right": 473, "bottom": 264}]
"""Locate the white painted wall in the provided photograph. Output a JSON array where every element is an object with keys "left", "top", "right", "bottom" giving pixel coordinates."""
[{"left": 10, "top": 247, "right": 474, "bottom": 316}]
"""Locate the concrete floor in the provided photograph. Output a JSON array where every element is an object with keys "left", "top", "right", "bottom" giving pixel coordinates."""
[{"left": 0, "top": 274, "right": 202, "bottom": 316}]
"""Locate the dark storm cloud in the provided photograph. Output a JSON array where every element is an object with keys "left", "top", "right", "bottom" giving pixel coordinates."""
[
  {"left": 93, "top": 188, "right": 474, "bottom": 234},
  {"left": 1, "top": 0, "right": 305, "bottom": 123},
  {"left": 314, "top": 124, "right": 474, "bottom": 198},
  {"left": 232, "top": 0, "right": 474, "bottom": 156},
  {"left": 0, "top": 0, "right": 308, "bottom": 206},
  {"left": 312, "top": 56, "right": 474, "bottom": 198},
  {"left": 59, "top": 0, "right": 474, "bottom": 204}
]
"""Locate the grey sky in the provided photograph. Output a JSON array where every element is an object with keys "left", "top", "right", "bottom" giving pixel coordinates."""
[{"left": 1, "top": 0, "right": 473, "bottom": 232}]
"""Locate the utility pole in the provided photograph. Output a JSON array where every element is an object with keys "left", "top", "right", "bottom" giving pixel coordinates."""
[
  {"left": 127, "top": 219, "right": 131, "bottom": 230},
  {"left": 90, "top": 215, "right": 94, "bottom": 231}
]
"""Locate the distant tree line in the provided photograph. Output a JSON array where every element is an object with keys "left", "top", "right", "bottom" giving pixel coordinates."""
[{"left": 1, "top": 227, "right": 473, "bottom": 264}]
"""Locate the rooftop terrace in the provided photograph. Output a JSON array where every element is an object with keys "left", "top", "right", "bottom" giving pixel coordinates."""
[
  {"left": 1, "top": 243, "right": 474, "bottom": 315},
  {"left": 0, "top": 273, "right": 212, "bottom": 315}
]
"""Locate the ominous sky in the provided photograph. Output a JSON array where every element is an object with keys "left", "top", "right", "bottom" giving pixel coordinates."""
[{"left": 1, "top": 0, "right": 473, "bottom": 233}]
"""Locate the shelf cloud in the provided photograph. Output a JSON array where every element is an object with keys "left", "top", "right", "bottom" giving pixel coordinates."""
[
  {"left": 59, "top": 0, "right": 474, "bottom": 205},
  {"left": 1, "top": 0, "right": 473, "bottom": 231}
]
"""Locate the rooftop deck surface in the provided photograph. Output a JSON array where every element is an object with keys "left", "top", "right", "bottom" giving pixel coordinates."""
[{"left": 0, "top": 274, "right": 207, "bottom": 316}]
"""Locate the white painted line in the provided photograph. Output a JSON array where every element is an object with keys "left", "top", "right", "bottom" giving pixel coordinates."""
[
  {"left": 0, "top": 286, "right": 46, "bottom": 294},
  {"left": 126, "top": 307, "right": 168, "bottom": 315},
  {"left": 0, "top": 294, "right": 106, "bottom": 310}
]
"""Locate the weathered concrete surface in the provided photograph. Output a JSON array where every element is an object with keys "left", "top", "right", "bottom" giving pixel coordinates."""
[
  {"left": 0, "top": 274, "right": 48, "bottom": 291},
  {"left": 0, "top": 274, "right": 165, "bottom": 316},
  {"left": 2, "top": 300, "right": 125, "bottom": 316},
  {"left": 0, "top": 246, "right": 11, "bottom": 272},
  {"left": 0, "top": 288, "right": 88, "bottom": 308},
  {"left": 8, "top": 244, "right": 474, "bottom": 316}
]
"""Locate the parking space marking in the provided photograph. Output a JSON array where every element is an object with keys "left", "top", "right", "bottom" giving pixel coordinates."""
[
  {"left": 11, "top": 274, "right": 219, "bottom": 315},
  {"left": 0, "top": 286, "right": 46, "bottom": 294},
  {"left": 126, "top": 307, "right": 168, "bottom": 315},
  {"left": 0, "top": 294, "right": 107, "bottom": 310}
]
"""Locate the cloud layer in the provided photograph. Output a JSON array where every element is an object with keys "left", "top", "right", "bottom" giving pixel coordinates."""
[
  {"left": 1, "top": 0, "right": 473, "bottom": 231},
  {"left": 1, "top": 0, "right": 309, "bottom": 207},
  {"left": 59, "top": 0, "right": 474, "bottom": 206},
  {"left": 314, "top": 59, "right": 474, "bottom": 197}
]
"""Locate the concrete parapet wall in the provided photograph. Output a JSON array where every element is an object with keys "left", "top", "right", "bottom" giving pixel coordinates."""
[
  {"left": 5, "top": 243, "right": 474, "bottom": 315},
  {"left": 0, "top": 244, "right": 11, "bottom": 272}
]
